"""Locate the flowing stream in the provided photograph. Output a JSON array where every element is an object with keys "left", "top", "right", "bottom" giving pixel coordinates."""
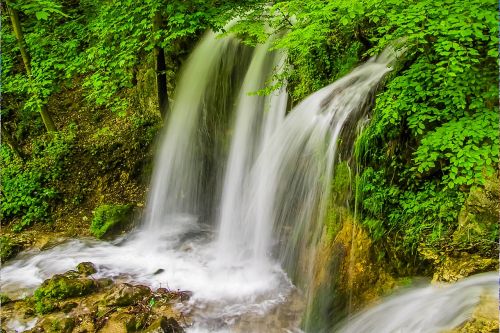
[{"left": 1, "top": 31, "right": 497, "bottom": 333}]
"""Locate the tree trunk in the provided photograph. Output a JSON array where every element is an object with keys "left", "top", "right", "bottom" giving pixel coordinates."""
[
  {"left": 1, "top": 123, "right": 24, "bottom": 161},
  {"left": 153, "top": 11, "right": 169, "bottom": 119},
  {"left": 6, "top": 0, "right": 57, "bottom": 132}
]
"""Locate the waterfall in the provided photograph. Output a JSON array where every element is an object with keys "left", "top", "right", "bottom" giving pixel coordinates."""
[
  {"left": 216, "top": 40, "right": 288, "bottom": 267},
  {"left": 1, "top": 30, "right": 496, "bottom": 333},
  {"left": 144, "top": 32, "right": 250, "bottom": 231}
]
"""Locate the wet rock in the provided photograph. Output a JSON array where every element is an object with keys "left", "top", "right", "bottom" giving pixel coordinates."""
[
  {"left": 104, "top": 283, "right": 150, "bottom": 307},
  {"left": 36, "top": 314, "right": 75, "bottom": 333},
  {"left": 144, "top": 317, "right": 184, "bottom": 333},
  {"left": 61, "top": 302, "right": 78, "bottom": 313},
  {"left": 96, "top": 278, "right": 113, "bottom": 288},
  {"left": 125, "top": 313, "right": 149, "bottom": 332},
  {"left": 76, "top": 262, "right": 97, "bottom": 276},
  {"left": 34, "top": 273, "right": 96, "bottom": 314},
  {"left": 37, "top": 236, "right": 68, "bottom": 251},
  {"left": 156, "top": 289, "right": 192, "bottom": 302},
  {"left": 72, "top": 315, "right": 95, "bottom": 333},
  {"left": 99, "top": 312, "right": 128, "bottom": 333},
  {"left": 444, "top": 294, "right": 499, "bottom": 332}
]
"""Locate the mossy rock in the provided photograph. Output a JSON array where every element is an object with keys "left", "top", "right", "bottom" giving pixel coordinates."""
[
  {"left": 0, "top": 236, "right": 21, "bottom": 263},
  {"left": 104, "top": 283, "right": 150, "bottom": 307},
  {"left": 90, "top": 204, "right": 134, "bottom": 239},
  {"left": 144, "top": 316, "right": 184, "bottom": 333},
  {"left": 36, "top": 314, "right": 76, "bottom": 333},
  {"left": 76, "top": 262, "right": 97, "bottom": 276},
  {"left": 34, "top": 272, "right": 96, "bottom": 314}
]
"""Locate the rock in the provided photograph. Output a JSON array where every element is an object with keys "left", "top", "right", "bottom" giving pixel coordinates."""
[
  {"left": 76, "top": 262, "right": 97, "bottom": 276},
  {"left": 444, "top": 294, "right": 499, "bottom": 332},
  {"left": 144, "top": 317, "right": 184, "bottom": 333},
  {"left": 96, "top": 278, "right": 113, "bottom": 288},
  {"left": 99, "top": 312, "right": 128, "bottom": 333},
  {"left": 36, "top": 314, "right": 75, "bottom": 333},
  {"left": 104, "top": 283, "right": 150, "bottom": 307},
  {"left": 61, "top": 302, "right": 78, "bottom": 313},
  {"left": 89, "top": 204, "right": 134, "bottom": 239},
  {"left": 34, "top": 273, "right": 96, "bottom": 314},
  {"left": 125, "top": 313, "right": 149, "bottom": 332}
]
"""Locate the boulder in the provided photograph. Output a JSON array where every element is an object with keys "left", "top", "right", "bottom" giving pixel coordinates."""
[
  {"left": 34, "top": 273, "right": 96, "bottom": 314},
  {"left": 76, "top": 262, "right": 97, "bottom": 276}
]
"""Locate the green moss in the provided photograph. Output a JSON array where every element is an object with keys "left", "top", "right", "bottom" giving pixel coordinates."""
[
  {"left": 90, "top": 204, "right": 133, "bottom": 239},
  {"left": 0, "top": 236, "right": 20, "bottom": 263},
  {"left": 331, "top": 161, "right": 352, "bottom": 204},
  {"left": 0, "top": 293, "right": 12, "bottom": 305},
  {"left": 34, "top": 273, "right": 96, "bottom": 314},
  {"left": 35, "top": 297, "right": 58, "bottom": 314}
]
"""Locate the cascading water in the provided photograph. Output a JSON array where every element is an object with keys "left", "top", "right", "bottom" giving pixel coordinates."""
[
  {"left": 216, "top": 40, "right": 288, "bottom": 267},
  {"left": 336, "top": 272, "right": 498, "bottom": 333},
  {"left": 144, "top": 31, "right": 248, "bottom": 231},
  {"left": 0, "top": 30, "right": 496, "bottom": 333}
]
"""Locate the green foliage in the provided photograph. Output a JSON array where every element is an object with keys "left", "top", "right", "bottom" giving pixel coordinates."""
[
  {"left": 90, "top": 204, "right": 133, "bottom": 239},
  {"left": 80, "top": 0, "right": 263, "bottom": 113},
  {"left": 413, "top": 111, "right": 498, "bottom": 189},
  {"left": 2, "top": 0, "right": 263, "bottom": 118},
  {"left": 352, "top": 0, "right": 498, "bottom": 258},
  {"left": 0, "top": 129, "right": 75, "bottom": 230},
  {"left": 230, "top": 0, "right": 498, "bottom": 260},
  {"left": 2, "top": 0, "right": 87, "bottom": 116}
]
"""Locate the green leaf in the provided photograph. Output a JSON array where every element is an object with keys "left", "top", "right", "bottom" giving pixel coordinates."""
[{"left": 35, "top": 11, "right": 49, "bottom": 20}]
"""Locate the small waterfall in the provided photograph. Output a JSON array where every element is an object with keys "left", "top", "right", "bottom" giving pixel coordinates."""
[{"left": 336, "top": 272, "right": 498, "bottom": 333}]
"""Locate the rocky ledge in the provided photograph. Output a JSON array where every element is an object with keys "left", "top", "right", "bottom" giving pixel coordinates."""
[{"left": 0, "top": 262, "right": 190, "bottom": 333}]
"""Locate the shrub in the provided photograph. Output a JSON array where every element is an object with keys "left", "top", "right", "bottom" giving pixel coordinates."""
[{"left": 0, "top": 129, "right": 75, "bottom": 231}]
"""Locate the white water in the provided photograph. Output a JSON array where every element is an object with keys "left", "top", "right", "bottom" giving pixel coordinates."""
[
  {"left": 216, "top": 39, "right": 287, "bottom": 267},
  {"left": 337, "top": 272, "right": 498, "bottom": 333},
  {"left": 1, "top": 31, "right": 495, "bottom": 333}
]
